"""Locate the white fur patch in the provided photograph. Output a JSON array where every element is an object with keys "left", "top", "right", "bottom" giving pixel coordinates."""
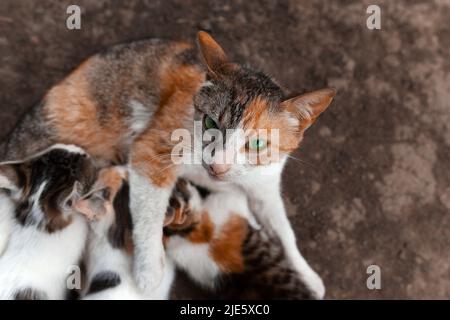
[
  {"left": 0, "top": 213, "right": 87, "bottom": 299},
  {"left": 28, "top": 181, "right": 47, "bottom": 225},
  {"left": 283, "top": 111, "right": 300, "bottom": 127},
  {"left": 166, "top": 237, "right": 220, "bottom": 289},
  {"left": 200, "top": 81, "right": 214, "bottom": 88},
  {"left": 48, "top": 144, "right": 86, "bottom": 155},
  {"left": 129, "top": 100, "right": 153, "bottom": 135}
]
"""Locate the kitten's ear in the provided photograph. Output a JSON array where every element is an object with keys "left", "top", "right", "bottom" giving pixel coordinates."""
[
  {"left": 73, "top": 187, "right": 112, "bottom": 220},
  {"left": 282, "top": 88, "right": 336, "bottom": 129},
  {"left": 197, "top": 31, "right": 230, "bottom": 77},
  {"left": 0, "top": 162, "right": 23, "bottom": 193},
  {"left": 61, "top": 181, "right": 82, "bottom": 209}
]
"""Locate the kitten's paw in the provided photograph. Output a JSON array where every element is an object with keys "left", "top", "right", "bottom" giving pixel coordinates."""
[{"left": 164, "top": 178, "right": 201, "bottom": 232}]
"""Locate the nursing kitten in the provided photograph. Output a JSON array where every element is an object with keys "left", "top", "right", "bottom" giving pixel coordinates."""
[
  {"left": 0, "top": 144, "right": 97, "bottom": 299},
  {"left": 164, "top": 178, "right": 314, "bottom": 299},
  {"left": 78, "top": 167, "right": 174, "bottom": 300},
  {"left": 2, "top": 32, "right": 334, "bottom": 296}
]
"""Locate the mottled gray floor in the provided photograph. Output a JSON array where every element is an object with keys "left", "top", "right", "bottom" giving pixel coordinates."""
[{"left": 0, "top": 0, "right": 449, "bottom": 299}]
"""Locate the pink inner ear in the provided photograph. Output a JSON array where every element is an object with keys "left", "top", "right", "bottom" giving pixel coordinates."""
[
  {"left": 73, "top": 199, "right": 96, "bottom": 219},
  {"left": 285, "top": 88, "right": 336, "bottom": 122},
  {"left": 74, "top": 194, "right": 112, "bottom": 221}
]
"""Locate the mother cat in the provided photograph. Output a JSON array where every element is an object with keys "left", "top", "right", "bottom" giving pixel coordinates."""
[{"left": 2, "top": 32, "right": 335, "bottom": 298}]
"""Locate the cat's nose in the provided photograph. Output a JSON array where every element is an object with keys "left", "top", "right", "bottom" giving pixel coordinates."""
[{"left": 209, "top": 163, "right": 231, "bottom": 176}]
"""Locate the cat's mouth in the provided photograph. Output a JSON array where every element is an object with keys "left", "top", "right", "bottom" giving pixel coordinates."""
[
  {"left": 206, "top": 169, "right": 227, "bottom": 181},
  {"left": 209, "top": 172, "right": 227, "bottom": 181},
  {"left": 203, "top": 163, "right": 230, "bottom": 181}
]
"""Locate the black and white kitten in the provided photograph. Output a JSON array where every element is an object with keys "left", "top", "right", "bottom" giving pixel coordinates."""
[{"left": 0, "top": 144, "right": 97, "bottom": 299}]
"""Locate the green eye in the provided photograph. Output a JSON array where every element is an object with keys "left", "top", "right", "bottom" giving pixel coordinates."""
[
  {"left": 204, "top": 115, "right": 217, "bottom": 130},
  {"left": 249, "top": 138, "right": 267, "bottom": 151}
]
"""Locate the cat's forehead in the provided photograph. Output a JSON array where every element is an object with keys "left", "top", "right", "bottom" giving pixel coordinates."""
[{"left": 197, "top": 67, "right": 284, "bottom": 129}]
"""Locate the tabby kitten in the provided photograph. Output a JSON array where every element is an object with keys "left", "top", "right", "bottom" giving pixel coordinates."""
[
  {"left": 2, "top": 32, "right": 334, "bottom": 297},
  {"left": 164, "top": 179, "right": 315, "bottom": 300},
  {"left": 0, "top": 144, "right": 97, "bottom": 299}
]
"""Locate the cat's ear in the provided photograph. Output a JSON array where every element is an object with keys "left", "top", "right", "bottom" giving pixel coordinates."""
[
  {"left": 282, "top": 88, "right": 336, "bottom": 130},
  {"left": 0, "top": 162, "right": 23, "bottom": 193},
  {"left": 197, "top": 31, "right": 230, "bottom": 77}
]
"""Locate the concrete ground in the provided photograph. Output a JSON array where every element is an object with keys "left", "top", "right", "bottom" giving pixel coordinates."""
[{"left": 0, "top": 0, "right": 449, "bottom": 299}]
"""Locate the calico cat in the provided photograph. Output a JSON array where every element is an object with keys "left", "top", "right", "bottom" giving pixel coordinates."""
[
  {"left": 78, "top": 166, "right": 174, "bottom": 300},
  {"left": 164, "top": 178, "right": 314, "bottom": 299},
  {"left": 0, "top": 144, "right": 97, "bottom": 299},
  {"left": 2, "top": 32, "right": 335, "bottom": 297}
]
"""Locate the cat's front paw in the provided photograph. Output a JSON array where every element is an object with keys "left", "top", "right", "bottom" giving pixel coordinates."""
[
  {"left": 133, "top": 253, "right": 165, "bottom": 297},
  {"left": 305, "top": 271, "right": 326, "bottom": 299}
]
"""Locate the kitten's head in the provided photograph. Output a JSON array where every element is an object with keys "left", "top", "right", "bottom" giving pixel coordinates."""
[
  {"left": 193, "top": 31, "right": 335, "bottom": 184},
  {"left": 0, "top": 144, "right": 97, "bottom": 232},
  {"left": 73, "top": 166, "right": 133, "bottom": 251},
  {"left": 73, "top": 166, "right": 129, "bottom": 225}
]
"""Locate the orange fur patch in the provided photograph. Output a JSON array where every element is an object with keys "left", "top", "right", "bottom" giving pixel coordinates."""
[
  {"left": 96, "top": 167, "right": 125, "bottom": 197},
  {"left": 132, "top": 52, "right": 205, "bottom": 187},
  {"left": 210, "top": 213, "right": 247, "bottom": 273},
  {"left": 242, "top": 97, "right": 302, "bottom": 162},
  {"left": 187, "top": 211, "right": 214, "bottom": 243},
  {"left": 44, "top": 58, "right": 128, "bottom": 164},
  {"left": 177, "top": 210, "right": 247, "bottom": 273}
]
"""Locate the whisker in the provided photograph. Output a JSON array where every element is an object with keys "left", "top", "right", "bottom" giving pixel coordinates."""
[
  {"left": 284, "top": 154, "right": 316, "bottom": 168},
  {"left": 140, "top": 153, "right": 173, "bottom": 162},
  {"left": 156, "top": 163, "right": 177, "bottom": 175}
]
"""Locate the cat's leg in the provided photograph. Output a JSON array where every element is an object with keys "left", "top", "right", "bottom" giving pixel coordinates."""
[
  {"left": 128, "top": 64, "right": 204, "bottom": 295},
  {"left": 129, "top": 129, "right": 186, "bottom": 296},
  {"left": 129, "top": 169, "right": 174, "bottom": 297},
  {"left": 243, "top": 176, "right": 325, "bottom": 299}
]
